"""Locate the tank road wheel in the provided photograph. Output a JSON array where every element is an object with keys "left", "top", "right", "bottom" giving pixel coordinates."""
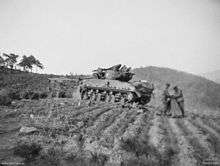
[
  {"left": 93, "top": 90, "right": 100, "bottom": 102},
  {"left": 110, "top": 92, "right": 115, "bottom": 103},
  {"left": 80, "top": 92, "right": 84, "bottom": 100},
  {"left": 110, "top": 95, "right": 115, "bottom": 103},
  {"left": 82, "top": 91, "right": 88, "bottom": 100},
  {"left": 80, "top": 91, "right": 84, "bottom": 100},
  {"left": 96, "top": 93, "right": 101, "bottom": 102},
  {"left": 91, "top": 91, "right": 96, "bottom": 101},
  {"left": 117, "top": 93, "right": 124, "bottom": 104},
  {"left": 115, "top": 93, "right": 122, "bottom": 102},
  {"left": 101, "top": 91, "right": 106, "bottom": 101},
  {"left": 120, "top": 96, "right": 125, "bottom": 105},
  {"left": 132, "top": 102, "right": 138, "bottom": 108},
  {"left": 87, "top": 90, "right": 93, "bottom": 99},
  {"left": 105, "top": 93, "right": 110, "bottom": 102},
  {"left": 127, "top": 92, "right": 134, "bottom": 102}
]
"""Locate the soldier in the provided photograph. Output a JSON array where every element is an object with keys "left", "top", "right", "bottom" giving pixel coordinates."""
[
  {"left": 162, "top": 83, "right": 171, "bottom": 116},
  {"left": 96, "top": 68, "right": 105, "bottom": 79},
  {"left": 172, "top": 86, "right": 185, "bottom": 117},
  {"left": 120, "top": 65, "right": 127, "bottom": 72}
]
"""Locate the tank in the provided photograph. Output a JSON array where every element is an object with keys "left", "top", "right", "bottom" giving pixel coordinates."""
[{"left": 78, "top": 64, "right": 154, "bottom": 105}]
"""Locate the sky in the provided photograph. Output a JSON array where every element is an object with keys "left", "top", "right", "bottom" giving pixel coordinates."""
[{"left": 0, "top": 0, "right": 220, "bottom": 75}]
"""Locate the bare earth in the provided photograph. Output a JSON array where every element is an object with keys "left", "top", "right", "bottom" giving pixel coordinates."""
[{"left": 0, "top": 98, "right": 219, "bottom": 166}]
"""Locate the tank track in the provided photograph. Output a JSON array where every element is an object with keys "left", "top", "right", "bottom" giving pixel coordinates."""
[{"left": 79, "top": 86, "right": 151, "bottom": 106}]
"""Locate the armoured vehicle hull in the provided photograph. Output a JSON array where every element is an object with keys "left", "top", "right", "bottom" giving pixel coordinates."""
[{"left": 79, "top": 79, "right": 154, "bottom": 105}]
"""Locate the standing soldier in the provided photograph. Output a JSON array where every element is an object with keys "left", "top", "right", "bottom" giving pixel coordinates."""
[
  {"left": 172, "top": 86, "right": 185, "bottom": 117},
  {"left": 162, "top": 83, "right": 171, "bottom": 116}
]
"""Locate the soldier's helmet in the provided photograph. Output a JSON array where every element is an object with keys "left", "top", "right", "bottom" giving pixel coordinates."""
[
  {"left": 173, "top": 86, "right": 178, "bottom": 90},
  {"left": 166, "top": 83, "right": 170, "bottom": 87}
]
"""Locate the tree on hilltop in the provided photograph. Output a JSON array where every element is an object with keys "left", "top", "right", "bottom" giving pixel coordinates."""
[
  {"left": 0, "top": 55, "right": 5, "bottom": 67},
  {"left": 18, "top": 55, "right": 44, "bottom": 72},
  {"left": 34, "top": 59, "right": 44, "bottom": 70},
  {"left": 18, "top": 55, "right": 32, "bottom": 71},
  {"left": 28, "top": 55, "right": 44, "bottom": 72},
  {"left": 2, "top": 53, "right": 19, "bottom": 69}
]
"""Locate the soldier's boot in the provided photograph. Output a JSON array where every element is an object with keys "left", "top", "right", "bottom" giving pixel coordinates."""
[
  {"left": 181, "top": 110, "right": 185, "bottom": 117},
  {"left": 178, "top": 102, "right": 185, "bottom": 118}
]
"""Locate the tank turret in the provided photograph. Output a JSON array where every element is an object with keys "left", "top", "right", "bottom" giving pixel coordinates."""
[{"left": 92, "top": 64, "right": 134, "bottom": 82}]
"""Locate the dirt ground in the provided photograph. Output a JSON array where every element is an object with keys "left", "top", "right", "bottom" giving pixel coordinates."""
[{"left": 0, "top": 98, "right": 219, "bottom": 166}]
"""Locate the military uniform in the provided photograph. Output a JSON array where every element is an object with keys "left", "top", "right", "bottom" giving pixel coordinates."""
[
  {"left": 173, "top": 88, "right": 185, "bottom": 117},
  {"left": 162, "top": 88, "right": 171, "bottom": 115}
]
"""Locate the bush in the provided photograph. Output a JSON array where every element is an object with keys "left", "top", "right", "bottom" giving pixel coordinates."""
[
  {"left": 20, "top": 91, "right": 42, "bottom": 100},
  {"left": 120, "top": 137, "right": 159, "bottom": 157},
  {"left": 120, "top": 137, "right": 161, "bottom": 163},
  {"left": 0, "top": 89, "right": 12, "bottom": 105},
  {"left": 14, "top": 142, "right": 42, "bottom": 161},
  {"left": 0, "top": 95, "right": 12, "bottom": 106},
  {"left": 40, "top": 145, "right": 63, "bottom": 166},
  {"left": 89, "top": 153, "right": 108, "bottom": 166},
  {"left": 4, "top": 90, "right": 21, "bottom": 100},
  {"left": 122, "top": 156, "right": 158, "bottom": 166},
  {"left": 58, "top": 91, "right": 66, "bottom": 98}
]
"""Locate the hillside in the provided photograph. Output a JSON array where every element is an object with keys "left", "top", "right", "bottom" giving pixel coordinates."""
[
  {"left": 0, "top": 68, "right": 83, "bottom": 101},
  {"left": 0, "top": 68, "right": 58, "bottom": 93},
  {"left": 0, "top": 67, "right": 220, "bottom": 166},
  {"left": 1, "top": 66, "right": 220, "bottom": 112},
  {"left": 133, "top": 66, "right": 220, "bottom": 111},
  {"left": 1, "top": 97, "right": 219, "bottom": 165},
  {"left": 201, "top": 70, "right": 220, "bottom": 84}
]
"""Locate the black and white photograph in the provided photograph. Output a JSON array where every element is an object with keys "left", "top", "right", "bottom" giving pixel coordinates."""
[{"left": 0, "top": 0, "right": 220, "bottom": 165}]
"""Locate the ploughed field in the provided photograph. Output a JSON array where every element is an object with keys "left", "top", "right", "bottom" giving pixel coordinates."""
[{"left": 0, "top": 99, "right": 220, "bottom": 166}]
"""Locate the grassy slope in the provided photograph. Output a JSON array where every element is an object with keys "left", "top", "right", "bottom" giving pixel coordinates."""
[
  {"left": 0, "top": 68, "right": 58, "bottom": 93},
  {"left": 132, "top": 66, "right": 220, "bottom": 111},
  {"left": 1, "top": 66, "right": 220, "bottom": 111},
  {"left": 202, "top": 70, "right": 220, "bottom": 84}
]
